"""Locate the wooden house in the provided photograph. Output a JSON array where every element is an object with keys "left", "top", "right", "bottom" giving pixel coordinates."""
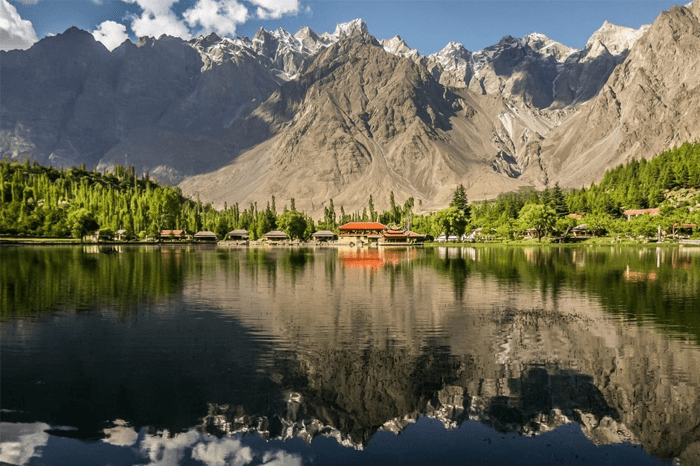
[
  {"left": 160, "top": 229, "right": 187, "bottom": 241},
  {"left": 226, "top": 229, "right": 249, "bottom": 241},
  {"left": 194, "top": 231, "right": 218, "bottom": 242},
  {"left": 264, "top": 230, "right": 290, "bottom": 243},
  {"left": 311, "top": 230, "right": 337, "bottom": 242}
]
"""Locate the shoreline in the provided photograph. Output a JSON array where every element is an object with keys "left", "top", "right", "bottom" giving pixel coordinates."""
[{"left": 1, "top": 237, "right": 697, "bottom": 248}]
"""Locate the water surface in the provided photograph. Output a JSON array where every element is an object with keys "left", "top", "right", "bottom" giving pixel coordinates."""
[{"left": 1, "top": 245, "right": 699, "bottom": 465}]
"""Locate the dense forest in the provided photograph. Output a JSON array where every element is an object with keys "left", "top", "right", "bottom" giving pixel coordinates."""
[
  {"left": 465, "top": 141, "right": 700, "bottom": 240},
  {"left": 1, "top": 141, "right": 699, "bottom": 241}
]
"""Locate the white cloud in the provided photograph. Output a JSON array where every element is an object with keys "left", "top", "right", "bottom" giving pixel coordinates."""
[
  {"left": 138, "top": 429, "right": 301, "bottom": 466},
  {"left": 191, "top": 437, "right": 253, "bottom": 466},
  {"left": 0, "top": 422, "right": 50, "bottom": 466},
  {"left": 0, "top": 0, "right": 38, "bottom": 51},
  {"left": 250, "top": 0, "right": 299, "bottom": 19},
  {"left": 124, "top": 0, "right": 192, "bottom": 39},
  {"left": 102, "top": 420, "right": 139, "bottom": 447},
  {"left": 140, "top": 430, "right": 201, "bottom": 466},
  {"left": 261, "top": 450, "right": 303, "bottom": 466},
  {"left": 183, "top": 0, "right": 248, "bottom": 36},
  {"left": 121, "top": 0, "right": 301, "bottom": 40},
  {"left": 14, "top": 0, "right": 38, "bottom": 4},
  {"left": 92, "top": 20, "right": 129, "bottom": 50}
]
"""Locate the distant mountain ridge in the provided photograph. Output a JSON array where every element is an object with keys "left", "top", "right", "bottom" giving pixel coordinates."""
[{"left": 2, "top": 3, "right": 699, "bottom": 216}]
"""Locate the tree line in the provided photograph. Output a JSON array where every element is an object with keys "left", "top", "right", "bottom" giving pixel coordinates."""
[
  {"left": 1, "top": 141, "right": 699, "bottom": 241},
  {"left": 0, "top": 160, "right": 318, "bottom": 240}
]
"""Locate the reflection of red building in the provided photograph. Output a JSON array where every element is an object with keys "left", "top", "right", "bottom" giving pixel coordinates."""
[
  {"left": 339, "top": 250, "right": 387, "bottom": 268},
  {"left": 623, "top": 266, "right": 658, "bottom": 282},
  {"left": 338, "top": 222, "right": 387, "bottom": 245},
  {"left": 338, "top": 249, "right": 417, "bottom": 269}
]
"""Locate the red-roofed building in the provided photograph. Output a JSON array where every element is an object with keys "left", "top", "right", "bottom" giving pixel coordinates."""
[
  {"left": 406, "top": 230, "right": 427, "bottom": 243},
  {"left": 338, "top": 222, "right": 387, "bottom": 245},
  {"left": 623, "top": 208, "right": 660, "bottom": 221},
  {"left": 379, "top": 226, "right": 411, "bottom": 246},
  {"left": 160, "top": 229, "right": 188, "bottom": 241}
]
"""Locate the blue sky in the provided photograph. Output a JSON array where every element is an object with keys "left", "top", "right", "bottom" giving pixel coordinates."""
[{"left": 1, "top": 0, "right": 690, "bottom": 54}]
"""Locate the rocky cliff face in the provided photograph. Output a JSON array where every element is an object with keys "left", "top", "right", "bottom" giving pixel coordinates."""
[
  {"left": 2, "top": 3, "right": 699, "bottom": 214},
  {"left": 0, "top": 27, "right": 280, "bottom": 183},
  {"left": 423, "top": 23, "right": 645, "bottom": 110},
  {"left": 539, "top": 1, "right": 700, "bottom": 189},
  {"left": 178, "top": 30, "right": 565, "bottom": 214}
]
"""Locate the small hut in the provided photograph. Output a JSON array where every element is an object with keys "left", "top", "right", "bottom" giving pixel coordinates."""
[
  {"left": 226, "top": 229, "right": 249, "bottom": 241},
  {"left": 311, "top": 230, "right": 337, "bottom": 242},
  {"left": 194, "top": 231, "right": 218, "bottom": 242},
  {"left": 160, "top": 229, "right": 187, "bottom": 241},
  {"left": 571, "top": 224, "right": 591, "bottom": 238},
  {"left": 264, "top": 230, "right": 290, "bottom": 243}
]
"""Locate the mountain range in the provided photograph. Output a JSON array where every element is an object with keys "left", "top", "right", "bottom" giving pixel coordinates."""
[{"left": 2, "top": 1, "right": 700, "bottom": 215}]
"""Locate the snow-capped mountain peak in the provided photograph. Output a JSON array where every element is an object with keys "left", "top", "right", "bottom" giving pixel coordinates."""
[
  {"left": 586, "top": 21, "right": 649, "bottom": 55},
  {"left": 380, "top": 35, "right": 421, "bottom": 59},
  {"left": 523, "top": 32, "right": 576, "bottom": 62},
  {"left": 332, "top": 19, "right": 370, "bottom": 38}
]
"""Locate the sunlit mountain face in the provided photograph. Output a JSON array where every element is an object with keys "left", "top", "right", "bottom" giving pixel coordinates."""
[{"left": 5, "top": 2, "right": 700, "bottom": 215}]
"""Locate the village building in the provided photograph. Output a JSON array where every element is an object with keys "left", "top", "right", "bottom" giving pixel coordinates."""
[
  {"left": 571, "top": 224, "right": 595, "bottom": 238},
  {"left": 338, "top": 222, "right": 387, "bottom": 245},
  {"left": 437, "top": 233, "right": 459, "bottom": 243},
  {"left": 406, "top": 231, "right": 427, "bottom": 243},
  {"left": 226, "top": 229, "right": 249, "bottom": 241},
  {"left": 623, "top": 208, "right": 660, "bottom": 221},
  {"left": 264, "top": 230, "right": 290, "bottom": 242},
  {"left": 379, "top": 226, "right": 411, "bottom": 245},
  {"left": 311, "top": 230, "right": 337, "bottom": 242},
  {"left": 161, "top": 229, "right": 188, "bottom": 241},
  {"left": 116, "top": 229, "right": 128, "bottom": 241},
  {"left": 194, "top": 231, "right": 218, "bottom": 242}
]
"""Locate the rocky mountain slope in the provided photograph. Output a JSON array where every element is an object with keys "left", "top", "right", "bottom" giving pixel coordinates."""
[
  {"left": 539, "top": 2, "right": 700, "bottom": 188},
  {"left": 179, "top": 30, "right": 561, "bottom": 213},
  {"left": 1, "top": 2, "right": 698, "bottom": 215}
]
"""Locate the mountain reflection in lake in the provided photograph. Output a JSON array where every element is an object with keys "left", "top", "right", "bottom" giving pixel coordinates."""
[{"left": 1, "top": 245, "right": 700, "bottom": 465}]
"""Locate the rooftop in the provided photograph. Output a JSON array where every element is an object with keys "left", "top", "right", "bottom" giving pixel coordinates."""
[{"left": 339, "top": 222, "right": 387, "bottom": 231}]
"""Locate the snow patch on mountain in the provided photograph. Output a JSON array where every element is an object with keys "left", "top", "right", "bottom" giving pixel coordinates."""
[{"left": 586, "top": 20, "right": 650, "bottom": 56}]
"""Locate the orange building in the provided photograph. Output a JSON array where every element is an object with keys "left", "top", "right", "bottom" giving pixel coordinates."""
[{"left": 338, "top": 222, "right": 387, "bottom": 245}]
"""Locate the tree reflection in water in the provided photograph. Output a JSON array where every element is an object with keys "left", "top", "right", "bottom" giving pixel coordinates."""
[{"left": 1, "top": 245, "right": 700, "bottom": 464}]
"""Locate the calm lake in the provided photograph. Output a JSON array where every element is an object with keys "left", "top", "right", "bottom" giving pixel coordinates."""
[{"left": 1, "top": 245, "right": 700, "bottom": 465}]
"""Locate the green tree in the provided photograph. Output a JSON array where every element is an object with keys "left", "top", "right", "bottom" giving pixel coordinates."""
[
  {"left": 450, "top": 184, "right": 469, "bottom": 215},
  {"left": 277, "top": 210, "right": 308, "bottom": 240},
  {"left": 582, "top": 212, "right": 612, "bottom": 237},
  {"left": 550, "top": 183, "right": 568, "bottom": 217},
  {"left": 555, "top": 215, "right": 578, "bottom": 236},
  {"left": 518, "top": 204, "right": 556, "bottom": 241},
  {"left": 433, "top": 206, "right": 468, "bottom": 238},
  {"left": 67, "top": 208, "right": 99, "bottom": 240}
]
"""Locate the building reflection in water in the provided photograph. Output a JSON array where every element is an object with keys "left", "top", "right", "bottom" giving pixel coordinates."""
[{"left": 1, "top": 246, "right": 700, "bottom": 464}]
